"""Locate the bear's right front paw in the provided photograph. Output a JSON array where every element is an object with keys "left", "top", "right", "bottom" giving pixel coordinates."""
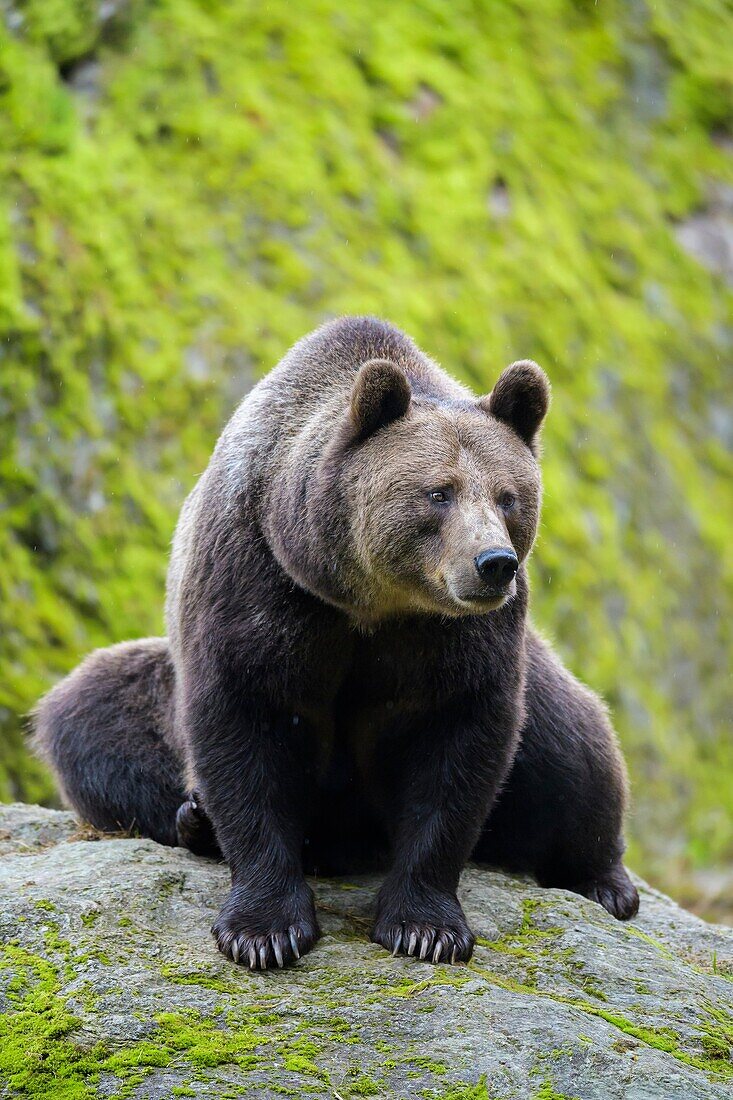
[{"left": 212, "top": 885, "right": 320, "bottom": 970}]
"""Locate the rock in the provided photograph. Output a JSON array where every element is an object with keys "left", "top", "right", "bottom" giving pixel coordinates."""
[
  {"left": 408, "top": 84, "right": 443, "bottom": 123},
  {"left": 675, "top": 182, "right": 733, "bottom": 286},
  {"left": 0, "top": 805, "right": 730, "bottom": 1099}
]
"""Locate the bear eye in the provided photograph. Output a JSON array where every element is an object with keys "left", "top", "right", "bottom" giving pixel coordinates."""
[
  {"left": 429, "top": 488, "right": 452, "bottom": 505},
  {"left": 498, "top": 491, "right": 516, "bottom": 511}
]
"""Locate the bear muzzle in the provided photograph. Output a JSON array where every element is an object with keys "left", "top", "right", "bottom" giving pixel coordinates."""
[{"left": 474, "top": 548, "right": 519, "bottom": 589}]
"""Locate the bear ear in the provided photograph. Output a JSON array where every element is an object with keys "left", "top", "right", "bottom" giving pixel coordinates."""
[
  {"left": 479, "top": 359, "right": 550, "bottom": 453},
  {"left": 349, "top": 359, "right": 412, "bottom": 442}
]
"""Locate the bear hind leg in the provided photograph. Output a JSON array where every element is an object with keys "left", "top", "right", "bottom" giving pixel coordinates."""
[
  {"left": 32, "top": 638, "right": 185, "bottom": 847},
  {"left": 474, "top": 632, "right": 639, "bottom": 921},
  {"left": 175, "top": 790, "right": 222, "bottom": 858},
  {"left": 563, "top": 863, "right": 639, "bottom": 921}
]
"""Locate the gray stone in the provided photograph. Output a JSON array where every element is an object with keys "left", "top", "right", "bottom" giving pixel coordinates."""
[
  {"left": 0, "top": 804, "right": 730, "bottom": 1098},
  {"left": 675, "top": 182, "right": 733, "bottom": 286}
]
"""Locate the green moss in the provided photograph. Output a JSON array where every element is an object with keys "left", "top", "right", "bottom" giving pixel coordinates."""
[
  {"left": 624, "top": 927, "right": 675, "bottom": 960},
  {"left": 0, "top": 0, "right": 732, "bottom": 916},
  {"left": 697, "top": 1004, "right": 733, "bottom": 1067},
  {"left": 467, "top": 953, "right": 733, "bottom": 1081},
  {"left": 424, "top": 1077, "right": 491, "bottom": 1100},
  {"left": 0, "top": 944, "right": 89, "bottom": 1098},
  {"left": 0, "top": 943, "right": 274, "bottom": 1096},
  {"left": 408, "top": 1055, "right": 448, "bottom": 1076},
  {"left": 282, "top": 1052, "right": 326, "bottom": 1080},
  {"left": 531, "top": 1084, "right": 577, "bottom": 1100},
  {"left": 477, "top": 898, "right": 561, "bottom": 964},
  {"left": 587, "top": 1006, "right": 733, "bottom": 1079},
  {"left": 0, "top": 940, "right": 302, "bottom": 1096},
  {"left": 159, "top": 962, "right": 252, "bottom": 995},
  {"left": 475, "top": 897, "right": 609, "bottom": 998},
  {"left": 381, "top": 966, "right": 474, "bottom": 999}
]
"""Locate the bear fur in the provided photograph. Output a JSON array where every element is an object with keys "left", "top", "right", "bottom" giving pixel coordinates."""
[{"left": 33, "top": 316, "right": 639, "bottom": 970}]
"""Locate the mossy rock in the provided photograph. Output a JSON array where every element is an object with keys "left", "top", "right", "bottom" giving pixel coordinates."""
[{"left": 0, "top": 804, "right": 731, "bottom": 1098}]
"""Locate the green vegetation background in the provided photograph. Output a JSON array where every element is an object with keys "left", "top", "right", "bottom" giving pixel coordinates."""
[{"left": 1, "top": 0, "right": 731, "bottom": 917}]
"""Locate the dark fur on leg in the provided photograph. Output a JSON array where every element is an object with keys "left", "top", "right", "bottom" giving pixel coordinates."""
[
  {"left": 32, "top": 639, "right": 184, "bottom": 846},
  {"left": 190, "top": 680, "right": 322, "bottom": 970},
  {"left": 474, "top": 630, "right": 639, "bottom": 920},
  {"left": 370, "top": 694, "right": 522, "bottom": 965},
  {"left": 169, "top": 501, "right": 357, "bottom": 970}
]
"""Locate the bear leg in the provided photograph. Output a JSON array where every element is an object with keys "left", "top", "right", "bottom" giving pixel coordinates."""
[
  {"left": 371, "top": 695, "right": 521, "bottom": 965},
  {"left": 474, "top": 630, "right": 639, "bottom": 921},
  {"left": 183, "top": 674, "right": 321, "bottom": 970},
  {"left": 32, "top": 638, "right": 185, "bottom": 846}
]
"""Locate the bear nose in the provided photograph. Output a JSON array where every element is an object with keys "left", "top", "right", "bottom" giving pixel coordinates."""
[{"left": 474, "top": 548, "right": 519, "bottom": 587}]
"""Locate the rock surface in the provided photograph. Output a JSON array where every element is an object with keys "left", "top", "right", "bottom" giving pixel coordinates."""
[
  {"left": 675, "top": 179, "right": 733, "bottom": 287},
  {"left": 0, "top": 804, "right": 731, "bottom": 1099}
]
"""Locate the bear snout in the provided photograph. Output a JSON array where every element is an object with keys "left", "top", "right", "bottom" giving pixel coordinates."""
[{"left": 474, "top": 548, "right": 519, "bottom": 588}]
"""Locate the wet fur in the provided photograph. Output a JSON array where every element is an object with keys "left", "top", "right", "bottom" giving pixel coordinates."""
[{"left": 33, "top": 316, "right": 638, "bottom": 970}]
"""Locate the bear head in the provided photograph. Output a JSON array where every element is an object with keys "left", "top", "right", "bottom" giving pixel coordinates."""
[{"left": 265, "top": 353, "right": 550, "bottom": 623}]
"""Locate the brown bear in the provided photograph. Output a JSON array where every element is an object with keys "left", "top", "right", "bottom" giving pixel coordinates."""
[{"left": 33, "top": 316, "right": 639, "bottom": 971}]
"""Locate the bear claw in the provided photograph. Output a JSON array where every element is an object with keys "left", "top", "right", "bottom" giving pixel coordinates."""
[
  {"left": 212, "top": 882, "right": 319, "bottom": 970},
  {"left": 373, "top": 920, "right": 475, "bottom": 964},
  {"left": 214, "top": 922, "right": 314, "bottom": 970},
  {"left": 210, "top": 915, "right": 314, "bottom": 976},
  {"left": 581, "top": 864, "right": 640, "bottom": 921}
]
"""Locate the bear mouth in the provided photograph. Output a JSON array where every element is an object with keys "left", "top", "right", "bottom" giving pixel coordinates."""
[
  {"left": 460, "top": 592, "right": 510, "bottom": 611},
  {"left": 445, "top": 579, "right": 516, "bottom": 615}
]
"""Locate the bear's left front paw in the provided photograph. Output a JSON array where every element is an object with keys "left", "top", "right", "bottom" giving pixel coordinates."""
[
  {"left": 372, "top": 885, "right": 475, "bottom": 964},
  {"left": 373, "top": 918, "right": 475, "bottom": 963}
]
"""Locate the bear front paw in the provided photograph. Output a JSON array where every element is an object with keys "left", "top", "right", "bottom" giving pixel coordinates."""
[
  {"left": 213, "top": 921, "right": 318, "bottom": 969},
  {"left": 212, "top": 884, "right": 319, "bottom": 970},
  {"left": 372, "top": 884, "right": 475, "bottom": 964},
  {"left": 372, "top": 918, "right": 475, "bottom": 964}
]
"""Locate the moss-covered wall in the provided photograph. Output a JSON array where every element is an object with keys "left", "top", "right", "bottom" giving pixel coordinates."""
[{"left": 1, "top": 0, "right": 731, "bottom": 909}]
